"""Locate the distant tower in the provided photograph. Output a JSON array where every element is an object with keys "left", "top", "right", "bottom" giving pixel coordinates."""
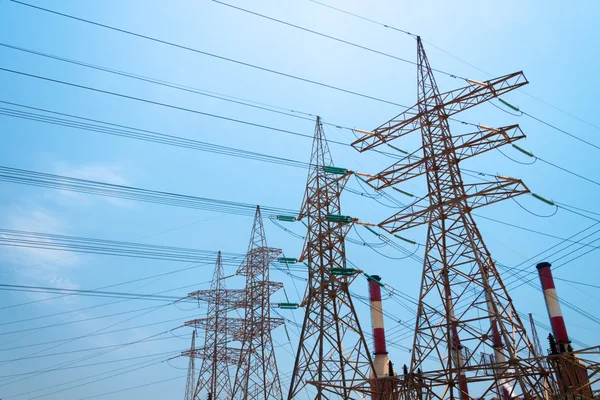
[
  {"left": 287, "top": 117, "right": 376, "bottom": 399},
  {"left": 352, "top": 37, "right": 553, "bottom": 399},
  {"left": 181, "top": 252, "right": 246, "bottom": 399},
  {"left": 232, "top": 206, "right": 285, "bottom": 399},
  {"left": 184, "top": 330, "right": 197, "bottom": 400},
  {"left": 528, "top": 313, "right": 545, "bottom": 359}
]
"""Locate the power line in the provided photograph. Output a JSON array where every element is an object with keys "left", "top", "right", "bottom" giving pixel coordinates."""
[
  {"left": 0, "top": 316, "right": 192, "bottom": 353},
  {"left": 7, "top": 0, "right": 404, "bottom": 107},
  {"left": 0, "top": 227, "right": 247, "bottom": 263},
  {"left": 0, "top": 67, "right": 355, "bottom": 147},
  {"left": 0, "top": 101, "right": 310, "bottom": 169},
  {"left": 0, "top": 42, "right": 338, "bottom": 126},
  {"left": 9, "top": 0, "right": 600, "bottom": 157},
  {"left": 307, "top": 0, "right": 600, "bottom": 136},
  {"left": 211, "top": 0, "right": 464, "bottom": 80},
  {"left": 0, "top": 165, "right": 297, "bottom": 217},
  {"left": 0, "top": 283, "right": 201, "bottom": 303},
  {"left": 3, "top": 46, "right": 597, "bottom": 186}
]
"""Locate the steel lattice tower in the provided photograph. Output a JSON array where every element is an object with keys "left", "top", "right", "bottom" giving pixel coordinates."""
[
  {"left": 232, "top": 206, "right": 285, "bottom": 399},
  {"left": 352, "top": 37, "right": 554, "bottom": 399},
  {"left": 181, "top": 252, "right": 246, "bottom": 399},
  {"left": 287, "top": 117, "right": 377, "bottom": 399},
  {"left": 184, "top": 330, "right": 197, "bottom": 400}
]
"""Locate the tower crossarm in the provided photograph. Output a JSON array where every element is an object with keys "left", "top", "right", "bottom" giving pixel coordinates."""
[
  {"left": 379, "top": 177, "right": 530, "bottom": 233},
  {"left": 351, "top": 73, "right": 527, "bottom": 152},
  {"left": 236, "top": 246, "right": 282, "bottom": 275},
  {"left": 186, "top": 288, "right": 247, "bottom": 308},
  {"left": 368, "top": 124, "right": 525, "bottom": 189},
  {"left": 182, "top": 346, "right": 247, "bottom": 363}
]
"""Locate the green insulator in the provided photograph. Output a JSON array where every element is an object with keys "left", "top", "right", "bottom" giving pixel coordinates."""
[
  {"left": 331, "top": 268, "right": 355, "bottom": 276},
  {"left": 512, "top": 144, "right": 534, "bottom": 158},
  {"left": 387, "top": 143, "right": 408, "bottom": 154},
  {"left": 392, "top": 187, "right": 414, "bottom": 197},
  {"left": 326, "top": 214, "right": 352, "bottom": 223},
  {"left": 365, "top": 226, "right": 379, "bottom": 236},
  {"left": 277, "top": 215, "right": 296, "bottom": 222},
  {"left": 323, "top": 166, "right": 348, "bottom": 175},
  {"left": 532, "top": 193, "right": 555, "bottom": 206},
  {"left": 499, "top": 98, "right": 520, "bottom": 112},
  {"left": 278, "top": 257, "right": 297, "bottom": 264},
  {"left": 394, "top": 234, "right": 417, "bottom": 245},
  {"left": 279, "top": 303, "right": 299, "bottom": 309},
  {"left": 365, "top": 273, "right": 384, "bottom": 286}
]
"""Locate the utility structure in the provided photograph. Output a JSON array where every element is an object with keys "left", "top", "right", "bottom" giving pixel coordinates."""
[
  {"left": 352, "top": 37, "right": 554, "bottom": 399},
  {"left": 288, "top": 117, "right": 377, "bottom": 399},
  {"left": 184, "top": 330, "right": 197, "bottom": 400},
  {"left": 528, "top": 314, "right": 545, "bottom": 361},
  {"left": 536, "top": 261, "right": 592, "bottom": 398},
  {"left": 232, "top": 206, "right": 285, "bottom": 399},
  {"left": 536, "top": 261, "right": 571, "bottom": 353},
  {"left": 181, "top": 251, "right": 246, "bottom": 399},
  {"left": 368, "top": 274, "right": 400, "bottom": 399}
]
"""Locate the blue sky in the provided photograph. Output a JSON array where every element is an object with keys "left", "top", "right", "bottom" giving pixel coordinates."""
[{"left": 1, "top": 0, "right": 599, "bottom": 398}]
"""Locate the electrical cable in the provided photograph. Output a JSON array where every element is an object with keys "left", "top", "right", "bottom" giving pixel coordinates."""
[
  {"left": 9, "top": 0, "right": 600, "bottom": 158},
  {"left": 6, "top": 0, "right": 405, "bottom": 107},
  {"left": 0, "top": 42, "right": 329, "bottom": 121},
  {"left": 307, "top": 0, "right": 600, "bottom": 137},
  {"left": 0, "top": 165, "right": 298, "bottom": 217},
  {"left": 0, "top": 228, "right": 246, "bottom": 263},
  {"left": 0, "top": 103, "right": 311, "bottom": 169},
  {"left": 0, "top": 67, "right": 357, "bottom": 147},
  {"left": 211, "top": 0, "right": 466, "bottom": 81}
]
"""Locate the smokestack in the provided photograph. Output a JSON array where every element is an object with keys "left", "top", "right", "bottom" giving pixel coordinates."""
[
  {"left": 536, "top": 262, "right": 570, "bottom": 351},
  {"left": 369, "top": 275, "right": 390, "bottom": 374},
  {"left": 368, "top": 274, "right": 398, "bottom": 399}
]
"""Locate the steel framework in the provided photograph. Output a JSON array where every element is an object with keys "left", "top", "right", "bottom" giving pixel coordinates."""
[
  {"left": 352, "top": 37, "right": 555, "bottom": 399},
  {"left": 181, "top": 251, "right": 243, "bottom": 399},
  {"left": 287, "top": 117, "right": 377, "bottom": 399},
  {"left": 232, "top": 206, "right": 285, "bottom": 400},
  {"left": 184, "top": 330, "right": 197, "bottom": 400}
]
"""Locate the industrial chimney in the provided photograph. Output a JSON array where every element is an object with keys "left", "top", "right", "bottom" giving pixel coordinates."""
[
  {"left": 368, "top": 274, "right": 398, "bottom": 399},
  {"left": 536, "top": 261, "right": 570, "bottom": 352}
]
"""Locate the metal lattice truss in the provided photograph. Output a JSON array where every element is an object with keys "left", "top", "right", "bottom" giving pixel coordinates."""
[
  {"left": 366, "top": 125, "right": 526, "bottom": 190},
  {"left": 352, "top": 71, "right": 528, "bottom": 152},
  {"left": 180, "top": 252, "right": 237, "bottom": 400},
  {"left": 185, "top": 316, "right": 284, "bottom": 342},
  {"left": 183, "top": 330, "right": 197, "bottom": 400},
  {"left": 287, "top": 118, "right": 376, "bottom": 400},
  {"left": 186, "top": 288, "right": 247, "bottom": 309},
  {"left": 351, "top": 37, "right": 555, "bottom": 399},
  {"left": 232, "top": 206, "right": 285, "bottom": 400}
]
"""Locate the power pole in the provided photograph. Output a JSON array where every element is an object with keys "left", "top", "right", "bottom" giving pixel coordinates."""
[
  {"left": 232, "top": 206, "right": 285, "bottom": 399},
  {"left": 529, "top": 313, "right": 545, "bottom": 359},
  {"left": 184, "top": 330, "right": 197, "bottom": 400},
  {"left": 287, "top": 117, "right": 376, "bottom": 399},
  {"left": 181, "top": 252, "right": 246, "bottom": 399},
  {"left": 352, "top": 37, "right": 553, "bottom": 399}
]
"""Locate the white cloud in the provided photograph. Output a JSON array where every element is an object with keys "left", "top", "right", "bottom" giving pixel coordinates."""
[
  {"left": 51, "top": 163, "right": 133, "bottom": 207},
  {"left": 2, "top": 207, "right": 80, "bottom": 284}
]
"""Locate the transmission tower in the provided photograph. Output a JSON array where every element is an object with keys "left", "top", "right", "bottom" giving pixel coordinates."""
[
  {"left": 184, "top": 330, "right": 197, "bottom": 400},
  {"left": 287, "top": 117, "right": 376, "bottom": 399},
  {"left": 232, "top": 206, "right": 285, "bottom": 399},
  {"left": 352, "top": 37, "right": 554, "bottom": 399},
  {"left": 529, "top": 313, "right": 545, "bottom": 359},
  {"left": 181, "top": 251, "right": 246, "bottom": 399}
]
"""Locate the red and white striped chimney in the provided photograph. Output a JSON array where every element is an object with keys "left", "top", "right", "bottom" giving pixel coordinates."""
[
  {"left": 369, "top": 275, "right": 389, "bottom": 373},
  {"left": 368, "top": 274, "right": 396, "bottom": 399},
  {"left": 536, "top": 262, "right": 570, "bottom": 347}
]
